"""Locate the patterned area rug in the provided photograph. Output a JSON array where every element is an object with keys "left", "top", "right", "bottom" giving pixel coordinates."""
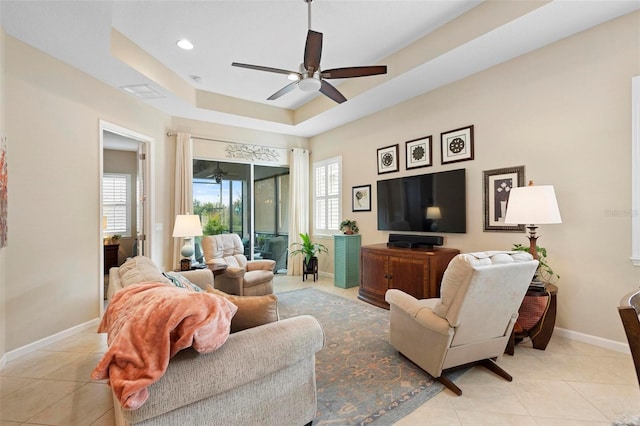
[{"left": 277, "top": 287, "right": 466, "bottom": 425}]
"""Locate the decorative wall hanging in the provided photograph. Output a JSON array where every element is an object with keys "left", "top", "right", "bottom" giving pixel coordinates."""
[
  {"left": 441, "top": 125, "right": 474, "bottom": 165},
  {"left": 405, "top": 136, "right": 432, "bottom": 170},
  {"left": 483, "top": 165, "right": 526, "bottom": 232},
  {"left": 352, "top": 184, "right": 371, "bottom": 212},
  {"left": 225, "top": 144, "right": 279, "bottom": 162},
  {"left": 377, "top": 144, "right": 399, "bottom": 174}
]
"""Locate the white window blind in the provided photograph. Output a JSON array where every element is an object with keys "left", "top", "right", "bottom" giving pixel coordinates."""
[
  {"left": 313, "top": 157, "right": 341, "bottom": 235},
  {"left": 103, "top": 173, "right": 131, "bottom": 237}
]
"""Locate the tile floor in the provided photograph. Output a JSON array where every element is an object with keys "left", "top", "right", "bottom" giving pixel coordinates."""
[{"left": 1, "top": 275, "right": 638, "bottom": 425}]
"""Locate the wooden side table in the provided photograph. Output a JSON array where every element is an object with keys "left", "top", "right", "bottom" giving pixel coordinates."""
[
  {"left": 103, "top": 243, "right": 119, "bottom": 275},
  {"left": 505, "top": 283, "right": 558, "bottom": 355}
]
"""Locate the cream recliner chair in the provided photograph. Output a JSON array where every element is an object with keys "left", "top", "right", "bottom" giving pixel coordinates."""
[
  {"left": 385, "top": 251, "right": 538, "bottom": 395},
  {"left": 201, "top": 234, "right": 275, "bottom": 296}
]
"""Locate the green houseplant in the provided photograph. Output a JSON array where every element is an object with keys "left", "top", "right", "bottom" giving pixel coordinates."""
[
  {"left": 512, "top": 243, "right": 559, "bottom": 284},
  {"left": 289, "top": 233, "right": 328, "bottom": 264},
  {"left": 339, "top": 219, "right": 359, "bottom": 235}
]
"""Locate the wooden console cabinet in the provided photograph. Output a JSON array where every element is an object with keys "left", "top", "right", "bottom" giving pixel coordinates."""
[{"left": 359, "top": 244, "right": 459, "bottom": 309}]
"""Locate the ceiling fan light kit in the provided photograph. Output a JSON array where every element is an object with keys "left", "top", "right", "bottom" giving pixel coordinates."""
[{"left": 231, "top": 0, "right": 387, "bottom": 104}]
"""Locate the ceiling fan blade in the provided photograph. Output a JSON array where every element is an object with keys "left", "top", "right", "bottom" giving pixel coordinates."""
[
  {"left": 267, "top": 81, "right": 299, "bottom": 100},
  {"left": 232, "top": 62, "right": 300, "bottom": 77},
  {"left": 320, "top": 80, "right": 347, "bottom": 104},
  {"left": 321, "top": 65, "right": 388, "bottom": 79},
  {"left": 303, "top": 30, "right": 323, "bottom": 73}
]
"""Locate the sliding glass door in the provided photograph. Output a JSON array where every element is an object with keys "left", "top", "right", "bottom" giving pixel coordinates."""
[
  {"left": 254, "top": 165, "right": 289, "bottom": 273},
  {"left": 192, "top": 160, "right": 289, "bottom": 272}
]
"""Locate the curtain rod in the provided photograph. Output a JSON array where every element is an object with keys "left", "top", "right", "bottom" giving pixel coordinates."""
[{"left": 166, "top": 132, "right": 309, "bottom": 153}]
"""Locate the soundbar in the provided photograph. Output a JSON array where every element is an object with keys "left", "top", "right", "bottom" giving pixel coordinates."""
[{"left": 387, "top": 234, "right": 444, "bottom": 248}]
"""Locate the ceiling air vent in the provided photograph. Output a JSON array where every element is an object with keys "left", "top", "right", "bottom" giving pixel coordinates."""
[{"left": 120, "top": 84, "right": 166, "bottom": 100}]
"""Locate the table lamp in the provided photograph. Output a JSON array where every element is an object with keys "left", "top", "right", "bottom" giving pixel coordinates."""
[
  {"left": 426, "top": 206, "right": 442, "bottom": 232},
  {"left": 172, "top": 214, "right": 203, "bottom": 270},
  {"left": 504, "top": 181, "right": 562, "bottom": 259}
]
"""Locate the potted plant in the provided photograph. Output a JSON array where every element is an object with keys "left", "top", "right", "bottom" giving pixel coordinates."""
[
  {"left": 110, "top": 234, "right": 121, "bottom": 244},
  {"left": 289, "top": 233, "right": 328, "bottom": 278},
  {"left": 339, "top": 219, "right": 359, "bottom": 235},
  {"left": 512, "top": 243, "right": 559, "bottom": 284}
]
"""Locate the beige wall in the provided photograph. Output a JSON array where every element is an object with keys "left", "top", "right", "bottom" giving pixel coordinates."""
[
  {"left": 0, "top": 33, "right": 309, "bottom": 356},
  {"left": 312, "top": 12, "right": 640, "bottom": 344},
  {"left": 2, "top": 35, "right": 174, "bottom": 353}
]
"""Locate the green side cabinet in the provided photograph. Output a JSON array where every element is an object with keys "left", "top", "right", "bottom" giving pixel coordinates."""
[{"left": 334, "top": 234, "right": 361, "bottom": 288}]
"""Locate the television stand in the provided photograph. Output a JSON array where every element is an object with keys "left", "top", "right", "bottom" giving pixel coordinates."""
[{"left": 359, "top": 244, "right": 459, "bottom": 309}]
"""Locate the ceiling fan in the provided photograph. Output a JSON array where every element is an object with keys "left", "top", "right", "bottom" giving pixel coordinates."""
[
  {"left": 206, "top": 162, "right": 228, "bottom": 183},
  {"left": 231, "top": 0, "right": 387, "bottom": 104}
]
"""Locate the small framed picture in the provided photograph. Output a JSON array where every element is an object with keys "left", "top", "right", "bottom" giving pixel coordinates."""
[
  {"left": 352, "top": 184, "right": 371, "bottom": 212},
  {"left": 405, "top": 136, "right": 432, "bottom": 170},
  {"left": 441, "top": 125, "right": 474, "bottom": 165},
  {"left": 377, "top": 144, "right": 399, "bottom": 174},
  {"left": 483, "top": 165, "right": 526, "bottom": 232}
]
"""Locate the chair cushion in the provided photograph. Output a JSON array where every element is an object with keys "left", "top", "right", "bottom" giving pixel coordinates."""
[
  {"left": 434, "top": 251, "right": 534, "bottom": 321},
  {"left": 206, "top": 286, "right": 279, "bottom": 333},
  {"left": 118, "top": 256, "right": 170, "bottom": 288},
  {"left": 201, "top": 234, "right": 248, "bottom": 268}
]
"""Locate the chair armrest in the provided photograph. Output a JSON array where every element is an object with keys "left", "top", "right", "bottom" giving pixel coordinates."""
[
  {"left": 121, "top": 315, "right": 325, "bottom": 424},
  {"left": 247, "top": 259, "right": 276, "bottom": 272},
  {"left": 386, "top": 289, "right": 451, "bottom": 336},
  {"left": 219, "top": 267, "right": 245, "bottom": 279}
]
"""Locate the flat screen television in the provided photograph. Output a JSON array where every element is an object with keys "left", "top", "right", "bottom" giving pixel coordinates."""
[{"left": 377, "top": 168, "right": 466, "bottom": 233}]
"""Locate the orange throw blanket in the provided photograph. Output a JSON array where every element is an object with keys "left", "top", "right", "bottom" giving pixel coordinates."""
[{"left": 91, "top": 282, "right": 237, "bottom": 410}]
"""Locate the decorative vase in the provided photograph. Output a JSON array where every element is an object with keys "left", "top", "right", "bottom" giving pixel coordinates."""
[{"left": 344, "top": 228, "right": 354, "bottom": 235}]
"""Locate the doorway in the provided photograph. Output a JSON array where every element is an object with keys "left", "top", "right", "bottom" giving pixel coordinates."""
[{"left": 99, "top": 120, "right": 153, "bottom": 313}]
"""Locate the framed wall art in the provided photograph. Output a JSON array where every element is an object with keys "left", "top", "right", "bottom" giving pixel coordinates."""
[
  {"left": 377, "top": 144, "right": 399, "bottom": 174},
  {"left": 352, "top": 184, "right": 371, "bottom": 212},
  {"left": 483, "top": 165, "right": 526, "bottom": 232},
  {"left": 405, "top": 136, "right": 432, "bottom": 170},
  {"left": 441, "top": 125, "right": 474, "bottom": 165}
]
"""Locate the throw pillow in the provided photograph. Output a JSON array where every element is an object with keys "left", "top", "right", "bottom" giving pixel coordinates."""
[
  {"left": 206, "top": 286, "right": 279, "bottom": 333},
  {"left": 163, "top": 272, "right": 204, "bottom": 292}
]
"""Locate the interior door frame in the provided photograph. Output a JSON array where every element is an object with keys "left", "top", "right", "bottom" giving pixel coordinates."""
[{"left": 99, "top": 120, "right": 154, "bottom": 314}]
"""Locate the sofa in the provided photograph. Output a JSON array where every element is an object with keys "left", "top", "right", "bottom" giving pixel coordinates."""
[{"left": 104, "top": 256, "right": 324, "bottom": 426}]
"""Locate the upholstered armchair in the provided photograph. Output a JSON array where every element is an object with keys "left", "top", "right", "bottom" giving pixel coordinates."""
[
  {"left": 201, "top": 234, "right": 275, "bottom": 296},
  {"left": 385, "top": 251, "right": 538, "bottom": 395}
]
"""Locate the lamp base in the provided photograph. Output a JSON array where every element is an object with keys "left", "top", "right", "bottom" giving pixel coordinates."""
[
  {"left": 526, "top": 224, "right": 539, "bottom": 260},
  {"left": 180, "top": 258, "right": 192, "bottom": 271}
]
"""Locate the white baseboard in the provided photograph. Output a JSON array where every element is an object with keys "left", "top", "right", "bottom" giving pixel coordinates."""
[
  {"left": 2, "top": 318, "right": 101, "bottom": 364},
  {"left": 554, "top": 327, "right": 630, "bottom": 354}
]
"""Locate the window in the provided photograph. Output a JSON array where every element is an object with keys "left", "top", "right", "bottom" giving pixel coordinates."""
[
  {"left": 314, "top": 156, "right": 341, "bottom": 235},
  {"left": 103, "top": 173, "right": 131, "bottom": 237}
]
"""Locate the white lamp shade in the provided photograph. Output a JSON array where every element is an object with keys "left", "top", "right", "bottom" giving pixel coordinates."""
[
  {"left": 504, "top": 185, "right": 562, "bottom": 225},
  {"left": 172, "top": 214, "right": 203, "bottom": 238}
]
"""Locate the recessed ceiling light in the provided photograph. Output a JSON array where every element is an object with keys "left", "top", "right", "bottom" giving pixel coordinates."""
[{"left": 177, "top": 39, "right": 194, "bottom": 50}]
